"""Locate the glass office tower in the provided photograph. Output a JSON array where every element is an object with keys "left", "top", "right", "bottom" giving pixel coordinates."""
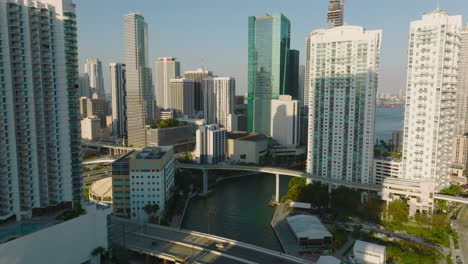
[{"left": 247, "top": 13, "right": 290, "bottom": 136}]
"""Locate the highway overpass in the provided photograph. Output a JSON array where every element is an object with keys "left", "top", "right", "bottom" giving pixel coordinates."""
[
  {"left": 111, "top": 217, "right": 313, "bottom": 264},
  {"left": 83, "top": 158, "right": 468, "bottom": 205}
]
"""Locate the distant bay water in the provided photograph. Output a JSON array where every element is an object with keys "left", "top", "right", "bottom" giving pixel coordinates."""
[{"left": 375, "top": 107, "right": 405, "bottom": 143}]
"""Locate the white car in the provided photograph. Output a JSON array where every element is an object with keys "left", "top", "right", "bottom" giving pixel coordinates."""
[{"left": 215, "top": 243, "right": 226, "bottom": 249}]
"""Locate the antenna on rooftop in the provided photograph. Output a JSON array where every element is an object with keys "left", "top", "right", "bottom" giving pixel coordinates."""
[{"left": 201, "top": 57, "right": 206, "bottom": 73}]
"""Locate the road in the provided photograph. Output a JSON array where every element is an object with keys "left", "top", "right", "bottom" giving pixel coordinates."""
[
  {"left": 456, "top": 206, "right": 468, "bottom": 264},
  {"left": 111, "top": 217, "right": 312, "bottom": 264}
]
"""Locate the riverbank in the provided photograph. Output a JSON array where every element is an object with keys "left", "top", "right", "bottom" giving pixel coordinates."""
[{"left": 181, "top": 173, "right": 291, "bottom": 251}]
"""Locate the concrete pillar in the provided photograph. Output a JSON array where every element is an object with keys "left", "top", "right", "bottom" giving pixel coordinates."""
[
  {"left": 306, "top": 178, "right": 312, "bottom": 185},
  {"left": 276, "top": 174, "right": 280, "bottom": 203},
  {"left": 202, "top": 170, "right": 208, "bottom": 195}
]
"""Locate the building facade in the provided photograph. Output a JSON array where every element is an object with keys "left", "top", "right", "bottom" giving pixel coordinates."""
[
  {"left": 373, "top": 158, "right": 402, "bottom": 185},
  {"left": 452, "top": 134, "right": 468, "bottom": 168},
  {"left": 270, "top": 95, "right": 300, "bottom": 146},
  {"left": 195, "top": 124, "right": 227, "bottom": 164},
  {"left": 401, "top": 10, "right": 462, "bottom": 190},
  {"left": 287, "top": 49, "right": 300, "bottom": 99},
  {"left": 84, "top": 58, "right": 105, "bottom": 97},
  {"left": 156, "top": 57, "right": 180, "bottom": 109},
  {"left": 0, "top": 0, "right": 82, "bottom": 220},
  {"left": 305, "top": 25, "right": 382, "bottom": 184},
  {"left": 185, "top": 68, "right": 213, "bottom": 112},
  {"left": 203, "top": 77, "right": 235, "bottom": 129},
  {"left": 129, "top": 147, "right": 175, "bottom": 222},
  {"left": 110, "top": 63, "right": 127, "bottom": 138},
  {"left": 81, "top": 116, "right": 101, "bottom": 141},
  {"left": 455, "top": 25, "right": 468, "bottom": 135},
  {"left": 247, "top": 13, "right": 291, "bottom": 136},
  {"left": 125, "top": 13, "right": 154, "bottom": 147},
  {"left": 79, "top": 73, "right": 91, "bottom": 98},
  {"left": 326, "top": 0, "right": 343, "bottom": 28},
  {"left": 168, "top": 78, "right": 195, "bottom": 116}
]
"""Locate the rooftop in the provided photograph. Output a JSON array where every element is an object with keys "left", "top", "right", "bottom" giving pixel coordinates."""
[
  {"left": 286, "top": 215, "right": 332, "bottom": 240},
  {"left": 135, "top": 147, "right": 170, "bottom": 160},
  {"left": 227, "top": 131, "right": 268, "bottom": 142},
  {"left": 354, "top": 240, "right": 386, "bottom": 255}
]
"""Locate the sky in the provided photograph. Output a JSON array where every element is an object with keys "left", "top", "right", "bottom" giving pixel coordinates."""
[{"left": 76, "top": 0, "right": 468, "bottom": 96}]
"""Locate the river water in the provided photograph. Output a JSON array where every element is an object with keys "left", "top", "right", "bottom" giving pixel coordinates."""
[{"left": 181, "top": 107, "right": 405, "bottom": 251}]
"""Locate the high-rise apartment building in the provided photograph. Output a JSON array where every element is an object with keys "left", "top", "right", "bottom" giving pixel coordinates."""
[
  {"left": 0, "top": 0, "right": 82, "bottom": 220},
  {"left": 85, "top": 58, "right": 105, "bottom": 97},
  {"left": 271, "top": 95, "right": 300, "bottom": 146},
  {"left": 81, "top": 116, "right": 101, "bottom": 141},
  {"left": 401, "top": 9, "right": 462, "bottom": 190},
  {"left": 110, "top": 63, "right": 127, "bottom": 138},
  {"left": 452, "top": 134, "right": 468, "bottom": 168},
  {"left": 455, "top": 25, "right": 468, "bottom": 135},
  {"left": 79, "top": 73, "right": 91, "bottom": 98},
  {"left": 203, "top": 77, "right": 235, "bottom": 129},
  {"left": 168, "top": 78, "right": 195, "bottom": 116},
  {"left": 305, "top": 25, "right": 382, "bottom": 184},
  {"left": 327, "top": 0, "right": 343, "bottom": 28},
  {"left": 185, "top": 68, "right": 213, "bottom": 112},
  {"left": 247, "top": 13, "right": 291, "bottom": 136},
  {"left": 125, "top": 13, "right": 153, "bottom": 147},
  {"left": 195, "top": 124, "right": 227, "bottom": 164},
  {"left": 156, "top": 57, "right": 180, "bottom": 109}
]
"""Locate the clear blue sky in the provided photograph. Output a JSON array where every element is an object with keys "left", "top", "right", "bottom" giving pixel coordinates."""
[{"left": 76, "top": 0, "right": 467, "bottom": 95}]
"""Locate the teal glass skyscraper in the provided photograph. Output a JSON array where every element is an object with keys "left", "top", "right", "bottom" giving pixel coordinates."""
[{"left": 247, "top": 13, "right": 291, "bottom": 136}]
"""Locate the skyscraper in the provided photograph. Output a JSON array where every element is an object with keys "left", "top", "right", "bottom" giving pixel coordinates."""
[
  {"left": 110, "top": 63, "right": 127, "bottom": 138},
  {"left": 287, "top": 49, "right": 300, "bottom": 99},
  {"left": 125, "top": 13, "right": 153, "bottom": 147},
  {"left": 401, "top": 10, "right": 462, "bottom": 190},
  {"left": 156, "top": 57, "right": 180, "bottom": 109},
  {"left": 0, "top": 0, "right": 82, "bottom": 220},
  {"left": 185, "top": 69, "right": 213, "bottom": 112},
  {"left": 203, "top": 77, "right": 235, "bottom": 129},
  {"left": 79, "top": 73, "right": 91, "bottom": 98},
  {"left": 455, "top": 25, "right": 468, "bottom": 135},
  {"left": 85, "top": 58, "right": 105, "bottom": 97},
  {"left": 168, "top": 78, "right": 195, "bottom": 116},
  {"left": 247, "top": 13, "right": 291, "bottom": 136},
  {"left": 271, "top": 95, "right": 300, "bottom": 146},
  {"left": 305, "top": 25, "right": 382, "bottom": 184},
  {"left": 195, "top": 124, "right": 227, "bottom": 164},
  {"left": 327, "top": 0, "right": 343, "bottom": 28}
]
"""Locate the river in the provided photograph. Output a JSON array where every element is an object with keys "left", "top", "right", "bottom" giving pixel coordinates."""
[{"left": 181, "top": 107, "right": 405, "bottom": 251}]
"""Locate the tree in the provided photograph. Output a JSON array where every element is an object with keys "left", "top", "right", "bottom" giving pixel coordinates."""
[
  {"left": 157, "top": 118, "right": 179, "bottom": 129},
  {"left": 387, "top": 200, "right": 409, "bottom": 223},
  {"left": 414, "top": 212, "right": 430, "bottom": 227},
  {"left": 143, "top": 203, "right": 160, "bottom": 220},
  {"left": 288, "top": 177, "right": 306, "bottom": 188},
  {"left": 361, "top": 199, "right": 383, "bottom": 222},
  {"left": 91, "top": 246, "right": 105, "bottom": 257},
  {"left": 440, "top": 185, "right": 462, "bottom": 196}
]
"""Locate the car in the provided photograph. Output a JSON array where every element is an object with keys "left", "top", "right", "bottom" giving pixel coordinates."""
[
  {"left": 456, "top": 256, "right": 462, "bottom": 264},
  {"left": 215, "top": 243, "right": 226, "bottom": 249}
]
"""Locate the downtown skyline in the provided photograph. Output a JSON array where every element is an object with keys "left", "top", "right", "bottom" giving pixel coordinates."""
[{"left": 76, "top": 0, "right": 468, "bottom": 96}]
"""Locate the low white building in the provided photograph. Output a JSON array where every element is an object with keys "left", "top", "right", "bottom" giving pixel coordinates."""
[
  {"left": 373, "top": 158, "right": 402, "bottom": 185},
  {"left": 226, "top": 131, "right": 268, "bottom": 164},
  {"left": 81, "top": 115, "right": 101, "bottom": 141},
  {"left": 270, "top": 95, "right": 300, "bottom": 146},
  {"left": 129, "top": 146, "right": 175, "bottom": 222},
  {"left": 0, "top": 203, "right": 111, "bottom": 264},
  {"left": 353, "top": 240, "right": 386, "bottom": 264},
  {"left": 286, "top": 215, "right": 332, "bottom": 248},
  {"left": 195, "top": 124, "right": 226, "bottom": 164},
  {"left": 381, "top": 178, "right": 435, "bottom": 215}
]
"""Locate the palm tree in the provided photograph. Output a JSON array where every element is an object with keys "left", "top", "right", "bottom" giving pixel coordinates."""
[{"left": 143, "top": 203, "right": 160, "bottom": 222}]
